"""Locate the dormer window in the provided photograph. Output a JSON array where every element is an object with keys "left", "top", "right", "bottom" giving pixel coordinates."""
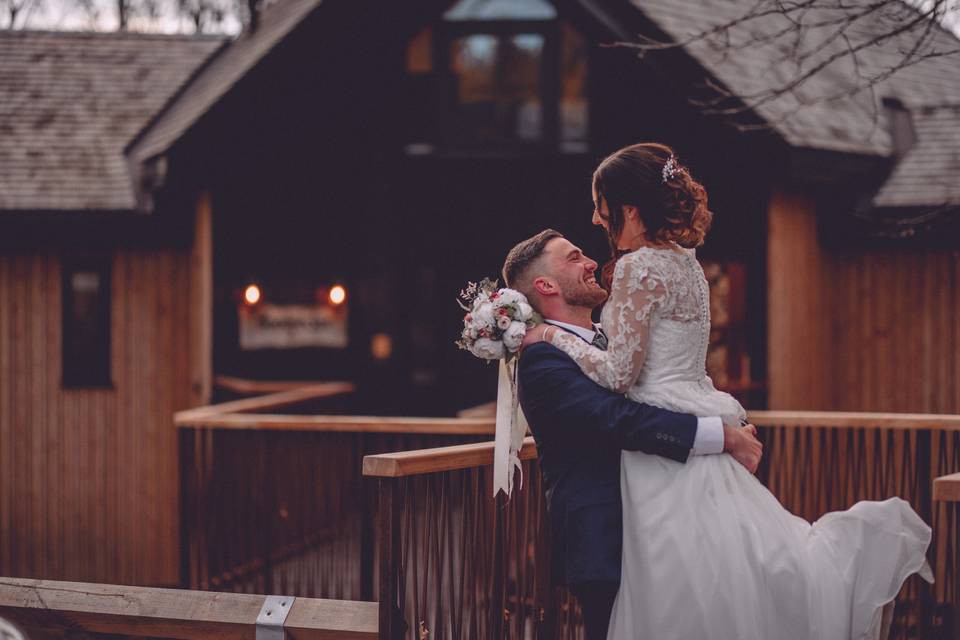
[{"left": 404, "top": 0, "right": 589, "bottom": 154}]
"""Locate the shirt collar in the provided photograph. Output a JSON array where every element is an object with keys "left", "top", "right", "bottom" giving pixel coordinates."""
[{"left": 544, "top": 319, "right": 597, "bottom": 343}]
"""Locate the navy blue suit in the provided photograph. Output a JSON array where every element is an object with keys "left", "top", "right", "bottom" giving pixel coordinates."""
[{"left": 517, "top": 340, "right": 698, "bottom": 588}]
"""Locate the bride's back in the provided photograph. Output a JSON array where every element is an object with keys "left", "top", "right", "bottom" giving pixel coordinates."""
[{"left": 603, "top": 246, "right": 741, "bottom": 421}]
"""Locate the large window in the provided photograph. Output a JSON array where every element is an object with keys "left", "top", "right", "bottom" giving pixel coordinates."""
[
  {"left": 448, "top": 32, "right": 545, "bottom": 146},
  {"left": 62, "top": 255, "right": 112, "bottom": 388},
  {"left": 404, "top": 0, "right": 589, "bottom": 153}
]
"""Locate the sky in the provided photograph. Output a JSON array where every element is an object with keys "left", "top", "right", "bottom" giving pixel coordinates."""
[
  {"left": 12, "top": 0, "right": 243, "bottom": 33},
  {"left": 7, "top": 0, "right": 960, "bottom": 39}
]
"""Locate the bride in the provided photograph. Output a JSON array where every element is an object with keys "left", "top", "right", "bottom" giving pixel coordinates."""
[{"left": 523, "top": 143, "right": 932, "bottom": 640}]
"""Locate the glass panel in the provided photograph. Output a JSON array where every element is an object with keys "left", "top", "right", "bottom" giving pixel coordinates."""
[
  {"left": 444, "top": 0, "right": 556, "bottom": 21},
  {"left": 62, "top": 256, "right": 112, "bottom": 387},
  {"left": 560, "top": 23, "right": 589, "bottom": 151},
  {"left": 449, "top": 33, "right": 544, "bottom": 145}
]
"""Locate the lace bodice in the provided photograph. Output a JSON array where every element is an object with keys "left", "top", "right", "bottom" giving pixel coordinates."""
[{"left": 551, "top": 246, "right": 745, "bottom": 424}]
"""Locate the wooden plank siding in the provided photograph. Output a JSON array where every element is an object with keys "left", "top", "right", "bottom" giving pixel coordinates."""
[
  {"left": 767, "top": 188, "right": 960, "bottom": 413},
  {"left": 0, "top": 244, "right": 199, "bottom": 586}
]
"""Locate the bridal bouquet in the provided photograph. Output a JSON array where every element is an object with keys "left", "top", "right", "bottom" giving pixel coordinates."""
[
  {"left": 456, "top": 278, "right": 541, "bottom": 362},
  {"left": 456, "top": 278, "right": 539, "bottom": 498}
]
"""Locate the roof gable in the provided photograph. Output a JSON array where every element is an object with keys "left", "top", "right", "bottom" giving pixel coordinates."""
[{"left": 127, "top": 0, "right": 324, "bottom": 165}]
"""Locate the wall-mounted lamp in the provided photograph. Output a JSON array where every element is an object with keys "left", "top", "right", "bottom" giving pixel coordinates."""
[
  {"left": 329, "top": 284, "right": 347, "bottom": 306},
  {"left": 243, "top": 284, "right": 262, "bottom": 306}
]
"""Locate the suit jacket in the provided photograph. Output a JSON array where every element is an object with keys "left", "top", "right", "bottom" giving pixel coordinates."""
[{"left": 517, "top": 340, "right": 698, "bottom": 587}]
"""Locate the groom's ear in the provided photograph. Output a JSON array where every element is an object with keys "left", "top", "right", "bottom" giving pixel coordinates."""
[{"left": 532, "top": 276, "right": 557, "bottom": 297}]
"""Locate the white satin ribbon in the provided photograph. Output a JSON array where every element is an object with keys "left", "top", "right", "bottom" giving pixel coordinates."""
[{"left": 492, "top": 359, "right": 529, "bottom": 498}]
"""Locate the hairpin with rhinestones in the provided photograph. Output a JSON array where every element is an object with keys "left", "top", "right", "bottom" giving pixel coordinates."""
[{"left": 662, "top": 156, "right": 682, "bottom": 183}]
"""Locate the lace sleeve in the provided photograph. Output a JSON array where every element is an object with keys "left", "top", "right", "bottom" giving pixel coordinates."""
[{"left": 550, "top": 252, "right": 668, "bottom": 393}]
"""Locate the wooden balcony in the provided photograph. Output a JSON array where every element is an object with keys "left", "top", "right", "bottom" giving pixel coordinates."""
[{"left": 171, "top": 392, "right": 960, "bottom": 640}]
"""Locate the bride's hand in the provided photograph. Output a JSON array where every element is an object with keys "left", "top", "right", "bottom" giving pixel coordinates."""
[{"left": 522, "top": 323, "right": 553, "bottom": 349}]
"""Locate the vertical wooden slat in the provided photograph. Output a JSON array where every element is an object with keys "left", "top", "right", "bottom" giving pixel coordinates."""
[
  {"left": 378, "top": 478, "right": 402, "bottom": 640},
  {"left": 0, "top": 243, "right": 193, "bottom": 586},
  {"left": 767, "top": 187, "right": 960, "bottom": 414}
]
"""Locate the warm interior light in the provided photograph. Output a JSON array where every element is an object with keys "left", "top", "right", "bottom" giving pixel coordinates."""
[
  {"left": 371, "top": 333, "right": 392, "bottom": 360},
  {"left": 329, "top": 285, "right": 347, "bottom": 306},
  {"left": 243, "top": 284, "right": 261, "bottom": 305}
]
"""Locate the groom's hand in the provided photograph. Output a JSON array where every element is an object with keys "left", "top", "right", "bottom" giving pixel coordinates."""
[{"left": 723, "top": 424, "right": 762, "bottom": 474}]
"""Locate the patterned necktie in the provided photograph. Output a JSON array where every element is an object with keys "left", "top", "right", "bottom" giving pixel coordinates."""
[{"left": 591, "top": 327, "right": 609, "bottom": 351}]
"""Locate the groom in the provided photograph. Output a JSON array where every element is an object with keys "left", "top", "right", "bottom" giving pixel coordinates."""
[{"left": 503, "top": 229, "right": 762, "bottom": 640}]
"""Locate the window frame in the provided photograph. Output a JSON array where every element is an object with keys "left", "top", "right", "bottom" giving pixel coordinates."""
[{"left": 434, "top": 19, "right": 561, "bottom": 151}]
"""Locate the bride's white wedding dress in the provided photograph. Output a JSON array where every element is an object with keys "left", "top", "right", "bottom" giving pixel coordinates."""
[{"left": 550, "top": 246, "right": 932, "bottom": 640}]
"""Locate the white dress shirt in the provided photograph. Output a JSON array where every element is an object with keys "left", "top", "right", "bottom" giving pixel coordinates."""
[{"left": 544, "top": 319, "right": 725, "bottom": 455}]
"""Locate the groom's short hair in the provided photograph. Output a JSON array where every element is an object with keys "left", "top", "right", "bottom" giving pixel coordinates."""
[{"left": 502, "top": 229, "right": 563, "bottom": 299}]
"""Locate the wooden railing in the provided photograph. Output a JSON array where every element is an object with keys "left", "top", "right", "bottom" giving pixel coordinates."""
[
  {"left": 364, "top": 411, "right": 960, "bottom": 640},
  {"left": 175, "top": 389, "right": 496, "bottom": 601},
  {"left": 363, "top": 438, "right": 576, "bottom": 640},
  {"left": 0, "top": 578, "right": 377, "bottom": 639},
  {"left": 749, "top": 410, "right": 960, "bottom": 639}
]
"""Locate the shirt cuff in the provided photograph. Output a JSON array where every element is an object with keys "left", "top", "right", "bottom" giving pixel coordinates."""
[{"left": 691, "top": 416, "right": 724, "bottom": 455}]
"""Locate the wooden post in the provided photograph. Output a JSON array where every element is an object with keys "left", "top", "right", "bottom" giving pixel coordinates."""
[
  {"left": 189, "top": 190, "right": 213, "bottom": 408},
  {"left": 359, "top": 438, "right": 375, "bottom": 602},
  {"left": 378, "top": 478, "right": 403, "bottom": 640}
]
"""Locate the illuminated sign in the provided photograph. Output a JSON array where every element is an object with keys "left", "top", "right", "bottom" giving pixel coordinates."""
[{"left": 239, "top": 303, "right": 348, "bottom": 350}]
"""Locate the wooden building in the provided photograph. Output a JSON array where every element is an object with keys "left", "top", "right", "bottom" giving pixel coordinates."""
[{"left": 1, "top": 0, "right": 958, "bottom": 586}]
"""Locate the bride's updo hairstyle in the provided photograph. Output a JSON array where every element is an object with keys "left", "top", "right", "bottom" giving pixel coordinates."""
[{"left": 593, "top": 142, "right": 712, "bottom": 289}]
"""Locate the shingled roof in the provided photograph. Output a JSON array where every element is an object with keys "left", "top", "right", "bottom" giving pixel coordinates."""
[
  {"left": 0, "top": 30, "right": 224, "bottom": 213},
  {"left": 873, "top": 104, "right": 960, "bottom": 208},
  {"left": 631, "top": 0, "right": 960, "bottom": 159}
]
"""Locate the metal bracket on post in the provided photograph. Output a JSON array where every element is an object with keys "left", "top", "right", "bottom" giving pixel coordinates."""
[{"left": 256, "top": 595, "right": 295, "bottom": 640}]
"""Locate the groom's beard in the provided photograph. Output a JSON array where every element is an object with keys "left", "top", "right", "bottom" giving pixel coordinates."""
[{"left": 561, "top": 280, "right": 608, "bottom": 309}]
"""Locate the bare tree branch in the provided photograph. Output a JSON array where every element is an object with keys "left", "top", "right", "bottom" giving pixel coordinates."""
[{"left": 613, "top": 0, "right": 960, "bottom": 130}]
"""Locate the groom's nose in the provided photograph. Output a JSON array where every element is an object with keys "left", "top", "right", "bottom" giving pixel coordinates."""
[{"left": 584, "top": 257, "right": 598, "bottom": 271}]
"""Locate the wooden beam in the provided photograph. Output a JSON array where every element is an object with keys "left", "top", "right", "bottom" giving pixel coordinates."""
[
  {"left": 175, "top": 383, "right": 356, "bottom": 425},
  {"left": 177, "top": 413, "right": 497, "bottom": 434},
  {"left": 0, "top": 578, "right": 377, "bottom": 640},
  {"left": 747, "top": 410, "right": 960, "bottom": 430},
  {"left": 362, "top": 437, "right": 537, "bottom": 478},
  {"left": 214, "top": 375, "right": 356, "bottom": 397},
  {"left": 933, "top": 473, "right": 960, "bottom": 503}
]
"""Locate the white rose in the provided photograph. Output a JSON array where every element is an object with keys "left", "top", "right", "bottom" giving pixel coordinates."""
[
  {"left": 502, "top": 321, "right": 527, "bottom": 351},
  {"left": 496, "top": 314, "right": 511, "bottom": 330},
  {"left": 497, "top": 288, "right": 524, "bottom": 306},
  {"left": 473, "top": 302, "right": 496, "bottom": 330},
  {"left": 517, "top": 301, "right": 534, "bottom": 321},
  {"left": 471, "top": 337, "right": 505, "bottom": 360}
]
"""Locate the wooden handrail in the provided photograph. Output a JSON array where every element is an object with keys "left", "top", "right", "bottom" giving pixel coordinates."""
[
  {"left": 747, "top": 410, "right": 960, "bottom": 430},
  {"left": 934, "top": 473, "right": 960, "bottom": 502},
  {"left": 177, "top": 413, "right": 497, "bottom": 433},
  {"left": 215, "top": 375, "right": 355, "bottom": 396},
  {"left": 361, "top": 410, "right": 960, "bottom": 478},
  {"left": 175, "top": 382, "right": 356, "bottom": 425},
  {"left": 363, "top": 437, "right": 537, "bottom": 478},
  {"left": 0, "top": 578, "right": 377, "bottom": 639}
]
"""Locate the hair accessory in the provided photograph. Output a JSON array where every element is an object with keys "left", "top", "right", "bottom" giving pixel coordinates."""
[{"left": 662, "top": 156, "right": 682, "bottom": 183}]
